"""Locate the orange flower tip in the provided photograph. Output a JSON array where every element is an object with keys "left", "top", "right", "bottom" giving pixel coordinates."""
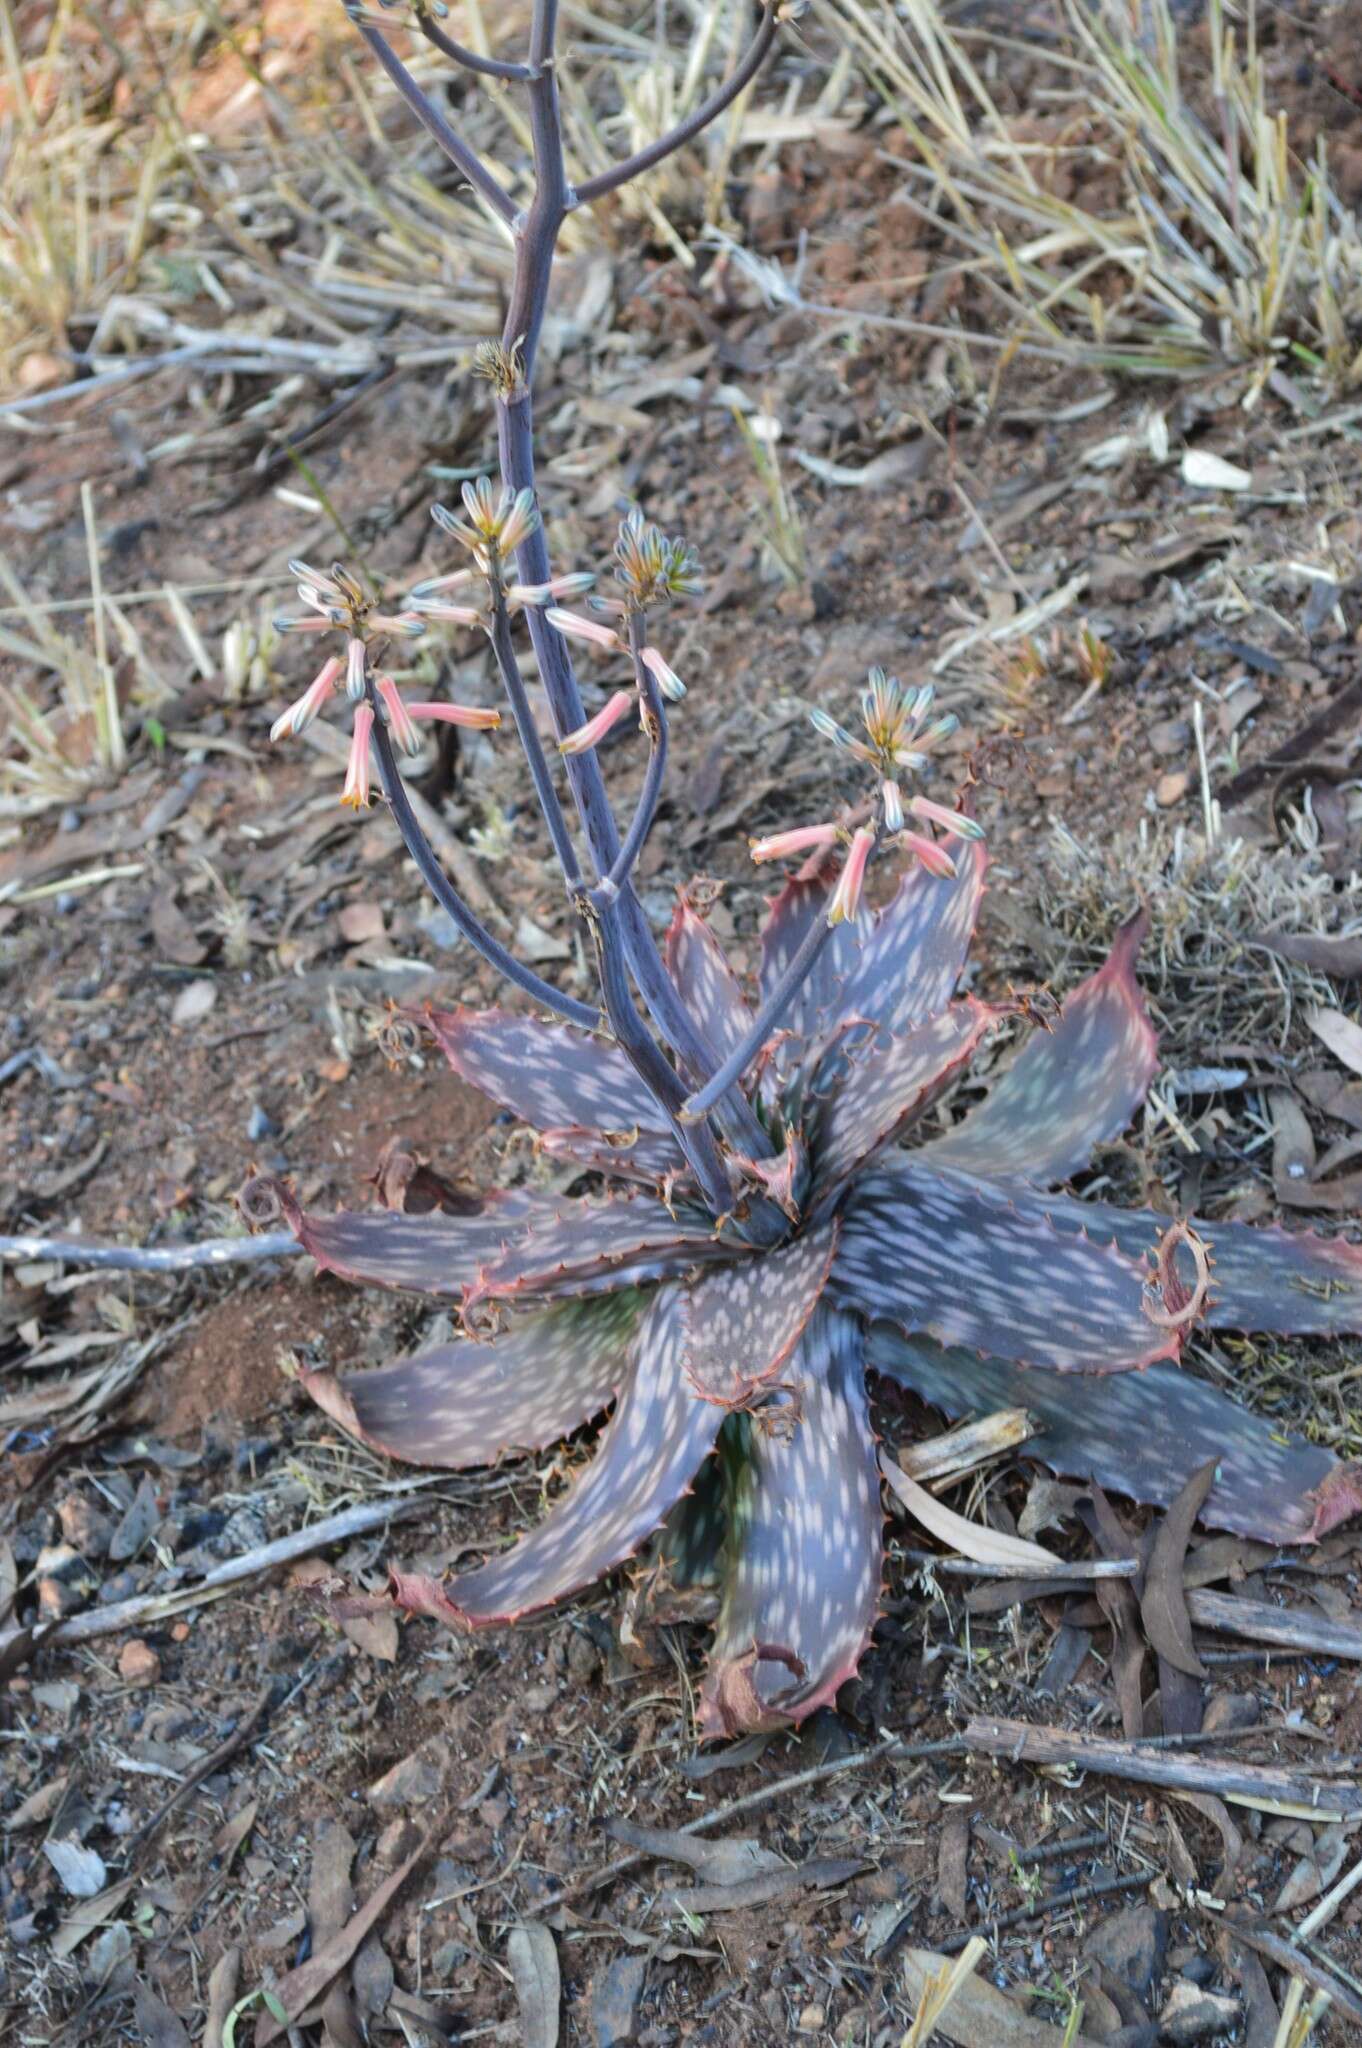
[
  {"left": 640, "top": 646, "right": 686, "bottom": 702},
  {"left": 545, "top": 607, "right": 622, "bottom": 652},
  {"left": 749, "top": 823, "right": 840, "bottom": 865},
  {"left": 901, "top": 829, "right": 957, "bottom": 879},
  {"left": 558, "top": 688, "right": 634, "bottom": 756}
]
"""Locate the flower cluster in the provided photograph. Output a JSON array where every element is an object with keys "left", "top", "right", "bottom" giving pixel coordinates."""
[
  {"left": 612, "top": 507, "right": 703, "bottom": 610},
  {"left": 544, "top": 513, "right": 695, "bottom": 757},
  {"left": 751, "top": 669, "right": 982, "bottom": 923},
  {"left": 269, "top": 557, "right": 499, "bottom": 809}
]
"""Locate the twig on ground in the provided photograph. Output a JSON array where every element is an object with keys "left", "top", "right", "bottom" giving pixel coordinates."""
[
  {"left": 965, "top": 1717, "right": 1362, "bottom": 1821},
  {"left": 939, "top": 1869, "right": 1153, "bottom": 1956},
  {"left": 0, "top": 1495, "right": 429, "bottom": 1668},
  {"left": 0, "top": 1230, "right": 300, "bottom": 1272}
]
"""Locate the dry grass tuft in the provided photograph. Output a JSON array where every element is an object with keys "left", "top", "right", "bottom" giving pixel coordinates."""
[{"left": 820, "top": 0, "right": 1362, "bottom": 403}]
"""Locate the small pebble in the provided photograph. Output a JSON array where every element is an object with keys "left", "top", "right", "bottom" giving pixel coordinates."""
[
  {"left": 246, "top": 1104, "right": 278, "bottom": 1141},
  {"left": 118, "top": 1639, "right": 161, "bottom": 1688},
  {"left": 58, "top": 808, "right": 83, "bottom": 833}
]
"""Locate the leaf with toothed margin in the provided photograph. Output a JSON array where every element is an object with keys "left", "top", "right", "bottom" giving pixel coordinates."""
[
  {"left": 300, "top": 1291, "right": 646, "bottom": 1469},
  {"left": 823, "top": 825, "right": 986, "bottom": 1044},
  {"left": 538, "top": 1125, "right": 691, "bottom": 1188},
  {"left": 832, "top": 1163, "right": 1180, "bottom": 1373},
  {"left": 1030, "top": 1193, "right": 1362, "bottom": 1338},
  {"left": 666, "top": 898, "right": 754, "bottom": 1060},
  {"left": 272, "top": 1180, "right": 565, "bottom": 1299},
  {"left": 916, "top": 914, "right": 1158, "bottom": 1186},
  {"left": 386, "top": 1283, "right": 722, "bottom": 1627},
  {"left": 699, "top": 1307, "right": 881, "bottom": 1736},
  {"left": 810, "top": 1000, "right": 995, "bottom": 1193},
  {"left": 464, "top": 1192, "right": 738, "bottom": 1311},
  {"left": 680, "top": 1218, "right": 837, "bottom": 1406},
  {"left": 868, "top": 1323, "right": 1362, "bottom": 1545},
  {"left": 422, "top": 1006, "right": 671, "bottom": 1137}
]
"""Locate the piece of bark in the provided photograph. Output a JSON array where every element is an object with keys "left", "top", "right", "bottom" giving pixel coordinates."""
[
  {"left": 1185, "top": 1588, "right": 1362, "bottom": 1661},
  {"left": 964, "top": 1717, "right": 1362, "bottom": 1821}
]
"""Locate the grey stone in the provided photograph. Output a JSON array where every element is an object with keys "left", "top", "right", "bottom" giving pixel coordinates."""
[
  {"left": 1158, "top": 1978, "right": 1241, "bottom": 2043},
  {"left": 1085, "top": 1904, "right": 1167, "bottom": 2002}
]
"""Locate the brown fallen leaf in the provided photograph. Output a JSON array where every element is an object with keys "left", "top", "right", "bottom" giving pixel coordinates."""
[
  {"left": 507, "top": 1922, "right": 560, "bottom": 2048},
  {"left": 899, "top": 1945, "right": 1105, "bottom": 2046},
  {"left": 340, "top": 1608, "right": 399, "bottom": 1662},
  {"left": 132, "top": 1980, "right": 191, "bottom": 2048},
  {"left": 303, "top": 1820, "right": 363, "bottom": 2048},
  {"left": 602, "top": 1817, "right": 784, "bottom": 1887},
  {"left": 254, "top": 1827, "right": 435, "bottom": 2045},
  {"left": 662, "top": 1854, "right": 868, "bottom": 1914},
  {"left": 204, "top": 1948, "right": 241, "bottom": 2048},
  {"left": 151, "top": 888, "right": 208, "bottom": 967},
  {"left": 1306, "top": 1004, "right": 1362, "bottom": 1079},
  {"left": 1254, "top": 932, "right": 1362, "bottom": 980},
  {"left": 1141, "top": 1460, "right": 1219, "bottom": 1681},
  {"left": 1270, "top": 1092, "right": 1316, "bottom": 1189}
]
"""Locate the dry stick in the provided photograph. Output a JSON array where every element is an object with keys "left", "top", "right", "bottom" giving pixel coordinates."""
[
  {"left": 0, "top": 1495, "right": 429, "bottom": 1664},
  {"left": 1186, "top": 1587, "right": 1362, "bottom": 1662},
  {"left": 530, "top": 1733, "right": 969, "bottom": 1913},
  {"left": 1206, "top": 1916, "right": 1362, "bottom": 2026},
  {"left": 964, "top": 1717, "right": 1362, "bottom": 1821},
  {"left": 0, "top": 1230, "right": 299, "bottom": 1272},
  {"left": 124, "top": 1681, "right": 274, "bottom": 1857},
  {"left": 1294, "top": 1852, "right": 1362, "bottom": 1943},
  {"left": 939, "top": 1869, "right": 1153, "bottom": 1957}
]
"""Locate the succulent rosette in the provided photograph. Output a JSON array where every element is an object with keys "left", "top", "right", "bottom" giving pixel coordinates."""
[{"left": 265, "top": 829, "right": 1362, "bottom": 1735}]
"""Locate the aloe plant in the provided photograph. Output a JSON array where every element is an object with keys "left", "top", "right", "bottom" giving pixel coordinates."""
[{"left": 252, "top": 0, "right": 1362, "bottom": 1734}]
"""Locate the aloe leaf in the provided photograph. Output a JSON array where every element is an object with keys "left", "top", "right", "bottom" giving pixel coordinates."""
[
  {"left": 423, "top": 1005, "right": 672, "bottom": 1137},
  {"left": 756, "top": 870, "right": 863, "bottom": 1041},
  {"left": 916, "top": 914, "right": 1158, "bottom": 1185},
  {"left": 699, "top": 1308, "right": 881, "bottom": 1735},
  {"left": 387, "top": 1284, "right": 721, "bottom": 1625},
  {"left": 301, "top": 1291, "right": 645, "bottom": 1468},
  {"left": 274, "top": 1181, "right": 563, "bottom": 1299},
  {"left": 868, "top": 1323, "right": 1362, "bottom": 1545},
  {"left": 1026, "top": 1195, "right": 1362, "bottom": 1337},
  {"left": 834, "top": 1164, "right": 1179, "bottom": 1373},
  {"left": 810, "top": 1000, "right": 994, "bottom": 1192},
  {"left": 464, "top": 1192, "right": 735, "bottom": 1310},
  {"left": 666, "top": 897, "right": 754, "bottom": 1060},
  {"left": 681, "top": 1217, "right": 837, "bottom": 1405},
  {"left": 538, "top": 1124, "right": 692, "bottom": 1188}
]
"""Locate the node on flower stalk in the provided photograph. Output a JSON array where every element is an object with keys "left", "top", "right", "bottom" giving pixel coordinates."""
[{"left": 246, "top": 0, "right": 1362, "bottom": 1739}]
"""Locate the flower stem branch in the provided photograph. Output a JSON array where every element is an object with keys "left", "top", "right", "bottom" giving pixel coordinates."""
[
  {"left": 487, "top": 591, "right": 582, "bottom": 887},
  {"left": 584, "top": 891, "right": 735, "bottom": 1218},
  {"left": 682, "top": 902, "right": 844, "bottom": 1121},
  {"left": 597, "top": 614, "right": 667, "bottom": 901},
  {"left": 369, "top": 700, "right": 601, "bottom": 1030},
  {"left": 352, "top": 18, "right": 518, "bottom": 223},
  {"left": 574, "top": 2, "right": 778, "bottom": 205},
  {"left": 416, "top": 13, "right": 535, "bottom": 81}
]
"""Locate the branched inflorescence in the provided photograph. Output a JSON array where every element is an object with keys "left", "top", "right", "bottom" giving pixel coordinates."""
[{"left": 248, "top": 0, "right": 1362, "bottom": 1734}]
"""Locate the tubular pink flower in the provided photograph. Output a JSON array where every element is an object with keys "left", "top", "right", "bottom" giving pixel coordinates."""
[
  {"left": 882, "top": 779, "right": 904, "bottom": 833},
  {"left": 409, "top": 570, "right": 475, "bottom": 599},
  {"left": 559, "top": 689, "right": 635, "bottom": 756},
  {"left": 910, "top": 793, "right": 985, "bottom": 842},
  {"left": 274, "top": 611, "right": 336, "bottom": 635},
  {"left": 369, "top": 611, "right": 427, "bottom": 637},
  {"left": 345, "top": 636, "right": 367, "bottom": 702},
  {"left": 901, "top": 829, "right": 957, "bottom": 879},
  {"left": 406, "top": 701, "right": 503, "bottom": 730},
  {"left": 340, "top": 705, "right": 375, "bottom": 810},
  {"left": 640, "top": 646, "right": 686, "bottom": 702},
  {"left": 749, "top": 823, "right": 840, "bottom": 864},
  {"left": 410, "top": 600, "right": 484, "bottom": 626},
  {"left": 826, "top": 827, "right": 875, "bottom": 925},
  {"left": 546, "top": 607, "right": 623, "bottom": 652},
  {"left": 270, "top": 656, "right": 343, "bottom": 743},
  {"left": 375, "top": 675, "right": 422, "bottom": 757}
]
